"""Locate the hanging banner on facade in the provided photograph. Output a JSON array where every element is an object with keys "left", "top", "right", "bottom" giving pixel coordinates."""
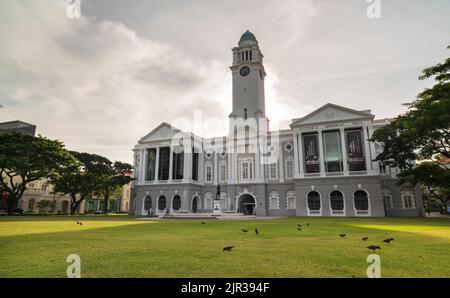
[
  {"left": 346, "top": 129, "right": 366, "bottom": 171},
  {"left": 303, "top": 134, "right": 320, "bottom": 173}
]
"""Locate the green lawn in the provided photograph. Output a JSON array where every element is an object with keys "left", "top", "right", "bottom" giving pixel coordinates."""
[{"left": 1, "top": 216, "right": 449, "bottom": 278}]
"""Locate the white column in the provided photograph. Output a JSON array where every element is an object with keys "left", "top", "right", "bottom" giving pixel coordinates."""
[
  {"left": 318, "top": 130, "right": 325, "bottom": 177},
  {"left": 255, "top": 136, "right": 261, "bottom": 180},
  {"left": 340, "top": 127, "right": 349, "bottom": 175},
  {"left": 278, "top": 143, "right": 284, "bottom": 183},
  {"left": 140, "top": 149, "right": 146, "bottom": 182},
  {"left": 154, "top": 147, "right": 160, "bottom": 181},
  {"left": 363, "top": 126, "right": 372, "bottom": 173},
  {"left": 293, "top": 132, "right": 302, "bottom": 178},
  {"left": 213, "top": 152, "right": 218, "bottom": 185},
  {"left": 298, "top": 133, "right": 304, "bottom": 177},
  {"left": 186, "top": 150, "right": 192, "bottom": 180},
  {"left": 368, "top": 125, "right": 379, "bottom": 174},
  {"left": 168, "top": 146, "right": 173, "bottom": 182}
]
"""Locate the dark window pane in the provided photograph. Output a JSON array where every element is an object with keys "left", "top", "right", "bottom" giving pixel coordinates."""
[
  {"left": 192, "top": 151, "right": 199, "bottom": 181},
  {"left": 158, "top": 196, "right": 166, "bottom": 210},
  {"left": 172, "top": 151, "right": 184, "bottom": 180},
  {"left": 307, "top": 191, "right": 321, "bottom": 210},
  {"left": 303, "top": 134, "right": 320, "bottom": 173},
  {"left": 158, "top": 147, "right": 170, "bottom": 180},
  {"left": 354, "top": 190, "right": 369, "bottom": 210},
  {"left": 346, "top": 129, "right": 366, "bottom": 171},
  {"left": 146, "top": 148, "right": 156, "bottom": 181},
  {"left": 144, "top": 196, "right": 152, "bottom": 210},
  {"left": 330, "top": 191, "right": 344, "bottom": 210},
  {"left": 172, "top": 195, "right": 181, "bottom": 210}
]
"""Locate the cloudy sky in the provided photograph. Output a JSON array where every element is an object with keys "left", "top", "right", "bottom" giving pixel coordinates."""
[{"left": 0, "top": 0, "right": 449, "bottom": 163}]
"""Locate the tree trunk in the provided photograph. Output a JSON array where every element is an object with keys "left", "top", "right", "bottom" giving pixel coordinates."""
[
  {"left": 70, "top": 195, "right": 83, "bottom": 215},
  {"left": 103, "top": 194, "right": 109, "bottom": 214},
  {"left": 6, "top": 193, "right": 18, "bottom": 216}
]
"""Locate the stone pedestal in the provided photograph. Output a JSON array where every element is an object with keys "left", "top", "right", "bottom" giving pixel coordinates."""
[{"left": 213, "top": 200, "right": 222, "bottom": 214}]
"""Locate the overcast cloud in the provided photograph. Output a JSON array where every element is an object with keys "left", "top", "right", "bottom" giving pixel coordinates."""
[{"left": 0, "top": 0, "right": 449, "bottom": 163}]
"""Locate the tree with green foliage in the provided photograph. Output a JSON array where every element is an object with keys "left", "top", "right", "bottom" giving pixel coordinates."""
[
  {"left": 0, "top": 132, "right": 75, "bottom": 215},
  {"left": 51, "top": 151, "right": 111, "bottom": 215},
  {"left": 371, "top": 46, "right": 450, "bottom": 214},
  {"left": 97, "top": 161, "right": 132, "bottom": 214}
]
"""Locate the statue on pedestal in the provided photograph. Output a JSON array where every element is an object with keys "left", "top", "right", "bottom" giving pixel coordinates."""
[{"left": 216, "top": 184, "right": 221, "bottom": 200}]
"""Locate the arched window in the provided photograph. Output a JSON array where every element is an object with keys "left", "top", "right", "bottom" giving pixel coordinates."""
[
  {"left": 158, "top": 195, "right": 166, "bottom": 211},
  {"left": 269, "top": 191, "right": 279, "bottom": 210},
  {"left": 286, "top": 190, "right": 296, "bottom": 210},
  {"left": 307, "top": 191, "right": 321, "bottom": 215},
  {"left": 330, "top": 191, "right": 344, "bottom": 210},
  {"left": 144, "top": 196, "right": 152, "bottom": 210},
  {"left": 353, "top": 190, "right": 370, "bottom": 215},
  {"left": 172, "top": 195, "right": 181, "bottom": 211}
]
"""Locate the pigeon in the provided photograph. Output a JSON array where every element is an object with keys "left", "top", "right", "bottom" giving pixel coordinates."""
[
  {"left": 223, "top": 246, "right": 234, "bottom": 251},
  {"left": 76, "top": 221, "right": 79, "bottom": 225},
  {"left": 255, "top": 228, "right": 259, "bottom": 235},
  {"left": 362, "top": 237, "right": 369, "bottom": 241},
  {"left": 201, "top": 222, "right": 206, "bottom": 225},
  {"left": 241, "top": 229, "right": 248, "bottom": 233},
  {"left": 297, "top": 227, "right": 302, "bottom": 231},
  {"left": 79, "top": 222, "right": 83, "bottom": 226},
  {"left": 297, "top": 224, "right": 302, "bottom": 227},
  {"left": 367, "top": 245, "right": 381, "bottom": 252},
  {"left": 339, "top": 234, "right": 346, "bottom": 238},
  {"left": 307, "top": 223, "right": 310, "bottom": 227},
  {"left": 382, "top": 238, "right": 394, "bottom": 245}
]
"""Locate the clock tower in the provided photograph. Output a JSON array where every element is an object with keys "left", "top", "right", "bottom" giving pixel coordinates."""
[{"left": 229, "top": 30, "right": 267, "bottom": 123}]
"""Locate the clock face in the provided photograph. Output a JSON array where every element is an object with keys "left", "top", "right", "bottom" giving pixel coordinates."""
[{"left": 239, "top": 66, "right": 250, "bottom": 77}]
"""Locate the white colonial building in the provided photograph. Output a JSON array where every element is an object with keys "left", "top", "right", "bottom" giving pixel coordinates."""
[{"left": 130, "top": 31, "right": 423, "bottom": 217}]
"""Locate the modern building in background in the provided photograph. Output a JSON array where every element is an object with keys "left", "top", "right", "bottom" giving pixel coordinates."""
[
  {"left": 0, "top": 120, "right": 132, "bottom": 214},
  {"left": 131, "top": 31, "right": 424, "bottom": 218},
  {"left": 0, "top": 120, "right": 36, "bottom": 136}
]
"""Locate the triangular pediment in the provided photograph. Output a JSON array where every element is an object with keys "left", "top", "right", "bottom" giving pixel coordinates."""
[
  {"left": 290, "top": 103, "right": 374, "bottom": 127},
  {"left": 138, "top": 122, "right": 182, "bottom": 144}
]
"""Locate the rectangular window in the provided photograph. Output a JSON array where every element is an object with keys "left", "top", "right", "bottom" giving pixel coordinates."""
[
  {"left": 158, "top": 147, "right": 170, "bottom": 180},
  {"left": 323, "top": 130, "right": 342, "bottom": 172},
  {"left": 192, "top": 151, "right": 199, "bottom": 181},
  {"left": 206, "top": 166, "right": 212, "bottom": 182},
  {"left": 302, "top": 133, "right": 320, "bottom": 173},
  {"left": 172, "top": 151, "right": 184, "bottom": 180},
  {"left": 345, "top": 129, "right": 366, "bottom": 171},
  {"left": 242, "top": 163, "right": 249, "bottom": 179},
  {"left": 286, "top": 160, "right": 293, "bottom": 178},
  {"left": 146, "top": 148, "right": 156, "bottom": 181},
  {"left": 220, "top": 164, "right": 227, "bottom": 182},
  {"left": 269, "top": 163, "right": 277, "bottom": 179},
  {"left": 402, "top": 194, "right": 415, "bottom": 209}
]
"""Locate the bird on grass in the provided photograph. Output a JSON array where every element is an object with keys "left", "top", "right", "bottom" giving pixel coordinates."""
[
  {"left": 255, "top": 228, "right": 259, "bottom": 235},
  {"left": 307, "top": 222, "right": 310, "bottom": 227},
  {"left": 76, "top": 221, "right": 79, "bottom": 225},
  {"left": 223, "top": 246, "right": 234, "bottom": 252},
  {"left": 241, "top": 229, "right": 248, "bottom": 233},
  {"left": 297, "top": 227, "right": 302, "bottom": 231},
  {"left": 367, "top": 245, "right": 381, "bottom": 252},
  {"left": 201, "top": 222, "right": 206, "bottom": 225},
  {"left": 297, "top": 224, "right": 302, "bottom": 227},
  {"left": 383, "top": 238, "right": 394, "bottom": 245},
  {"left": 362, "top": 237, "right": 369, "bottom": 241},
  {"left": 339, "top": 234, "right": 346, "bottom": 238},
  {"left": 78, "top": 222, "right": 83, "bottom": 226}
]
